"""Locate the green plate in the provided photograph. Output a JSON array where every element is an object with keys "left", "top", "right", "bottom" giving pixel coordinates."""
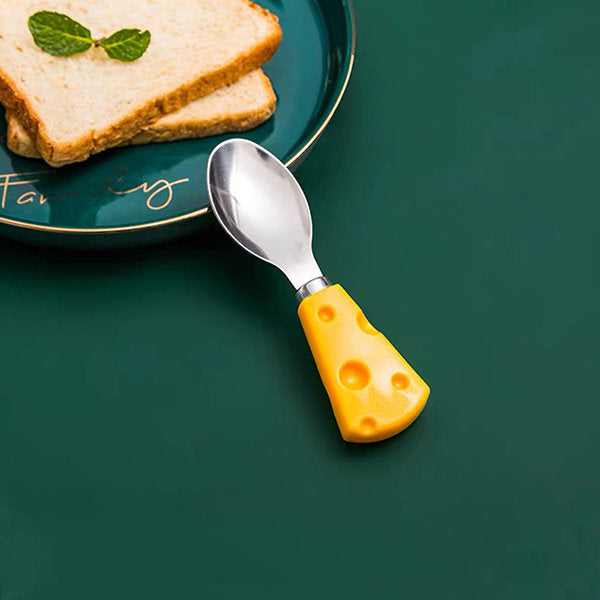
[{"left": 0, "top": 0, "right": 355, "bottom": 248}]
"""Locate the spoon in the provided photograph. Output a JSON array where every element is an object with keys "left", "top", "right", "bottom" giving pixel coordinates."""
[{"left": 207, "top": 139, "right": 429, "bottom": 443}]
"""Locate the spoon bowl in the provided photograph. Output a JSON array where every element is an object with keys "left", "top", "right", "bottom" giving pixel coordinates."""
[{"left": 207, "top": 139, "right": 323, "bottom": 290}]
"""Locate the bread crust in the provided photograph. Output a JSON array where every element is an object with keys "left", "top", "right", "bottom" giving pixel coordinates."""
[{"left": 0, "top": 1, "right": 281, "bottom": 167}]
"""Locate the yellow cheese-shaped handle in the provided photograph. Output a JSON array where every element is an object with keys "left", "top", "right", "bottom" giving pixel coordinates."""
[{"left": 298, "top": 284, "right": 430, "bottom": 443}]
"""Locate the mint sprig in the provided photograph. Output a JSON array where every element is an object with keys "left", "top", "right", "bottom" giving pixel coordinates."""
[{"left": 28, "top": 11, "right": 151, "bottom": 62}]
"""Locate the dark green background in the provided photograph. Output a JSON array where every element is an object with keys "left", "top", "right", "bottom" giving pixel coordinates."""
[{"left": 1, "top": 0, "right": 598, "bottom": 597}]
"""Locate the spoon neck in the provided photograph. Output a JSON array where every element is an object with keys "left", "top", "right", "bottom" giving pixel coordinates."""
[{"left": 295, "top": 276, "right": 332, "bottom": 303}]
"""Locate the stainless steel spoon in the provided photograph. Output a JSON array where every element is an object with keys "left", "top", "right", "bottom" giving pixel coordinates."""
[{"left": 207, "top": 139, "right": 429, "bottom": 443}]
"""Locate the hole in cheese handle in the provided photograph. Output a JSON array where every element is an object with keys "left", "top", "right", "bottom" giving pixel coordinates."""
[{"left": 297, "top": 284, "right": 430, "bottom": 443}]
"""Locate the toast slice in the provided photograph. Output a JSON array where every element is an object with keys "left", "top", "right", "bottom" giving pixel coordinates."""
[
  {"left": 6, "top": 69, "right": 276, "bottom": 159},
  {"left": 0, "top": 0, "right": 281, "bottom": 167}
]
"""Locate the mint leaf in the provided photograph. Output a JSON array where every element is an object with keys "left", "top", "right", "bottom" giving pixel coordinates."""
[
  {"left": 99, "top": 29, "right": 151, "bottom": 62},
  {"left": 28, "top": 11, "right": 93, "bottom": 57}
]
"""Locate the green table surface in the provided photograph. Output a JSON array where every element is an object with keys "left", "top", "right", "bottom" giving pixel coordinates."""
[{"left": 1, "top": 1, "right": 598, "bottom": 598}]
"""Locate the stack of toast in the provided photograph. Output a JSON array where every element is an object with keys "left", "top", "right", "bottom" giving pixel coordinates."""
[{"left": 0, "top": 0, "right": 282, "bottom": 167}]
